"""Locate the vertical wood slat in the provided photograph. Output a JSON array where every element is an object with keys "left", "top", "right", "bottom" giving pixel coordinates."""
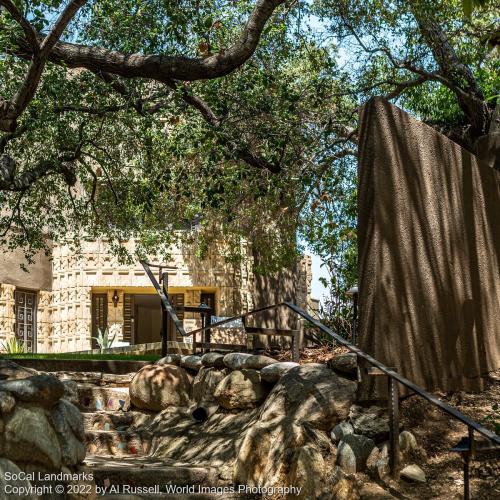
[
  {"left": 91, "top": 293, "right": 108, "bottom": 349},
  {"left": 168, "top": 293, "right": 185, "bottom": 342},
  {"left": 123, "top": 294, "right": 134, "bottom": 343}
]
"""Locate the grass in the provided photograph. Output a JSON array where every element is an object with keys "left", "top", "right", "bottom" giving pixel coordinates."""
[{"left": 1, "top": 352, "right": 160, "bottom": 361}]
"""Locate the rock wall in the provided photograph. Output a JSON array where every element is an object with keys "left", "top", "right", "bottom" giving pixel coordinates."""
[{"left": 358, "top": 97, "right": 500, "bottom": 394}]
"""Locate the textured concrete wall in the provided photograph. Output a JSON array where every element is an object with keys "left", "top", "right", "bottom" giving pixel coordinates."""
[{"left": 358, "top": 97, "right": 500, "bottom": 394}]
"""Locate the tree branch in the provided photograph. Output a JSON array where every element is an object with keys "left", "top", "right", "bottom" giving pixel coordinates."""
[
  {"left": 0, "top": 0, "right": 86, "bottom": 132},
  {"left": 15, "top": 0, "right": 286, "bottom": 82},
  {"left": 0, "top": 0, "right": 39, "bottom": 51}
]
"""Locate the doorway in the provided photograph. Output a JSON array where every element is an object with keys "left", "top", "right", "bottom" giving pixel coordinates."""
[{"left": 14, "top": 290, "right": 37, "bottom": 352}]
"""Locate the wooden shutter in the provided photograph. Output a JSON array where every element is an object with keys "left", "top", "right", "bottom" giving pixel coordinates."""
[
  {"left": 168, "top": 293, "right": 185, "bottom": 342},
  {"left": 123, "top": 294, "right": 134, "bottom": 344},
  {"left": 91, "top": 293, "right": 108, "bottom": 349}
]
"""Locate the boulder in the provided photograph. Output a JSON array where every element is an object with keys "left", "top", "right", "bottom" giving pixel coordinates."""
[
  {"left": 331, "top": 421, "right": 354, "bottom": 444},
  {"left": 214, "top": 369, "right": 269, "bottom": 409},
  {"left": 192, "top": 367, "right": 226, "bottom": 405},
  {"left": 0, "top": 374, "right": 64, "bottom": 408},
  {"left": 51, "top": 400, "right": 86, "bottom": 466},
  {"left": 0, "top": 391, "right": 15, "bottom": 414},
  {"left": 399, "top": 430, "right": 418, "bottom": 454},
  {"left": 233, "top": 418, "right": 310, "bottom": 487},
  {"left": 331, "top": 466, "right": 359, "bottom": 500},
  {"left": 62, "top": 379, "right": 79, "bottom": 405},
  {"left": 349, "top": 405, "right": 389, "bottom": 442},
  {"left": 401, "top": 464, "right": 426, "bottom": 483},
  {"left": 260, "top": 361, "right": 299, "bottom": 383},
  {"left": 329, "top": 353, "right": 358, "bottom": 377},
  {"left": 0, "top": 458, "right": 34, "bottom": 496},
  {"left": 54, "top": 398, "right": 86, "bottom": 441},
  {"left": 223, "top": 352, "right": 252, "bottom": 370},
  {"left": 157, "top": 354, "right": 182, "bottom": 366},
  {"left": 4, "top": 406, "right": 62, "bottom": 469},
  {"left": 201, "top": 352, "right": 226, "bottom": 368},
  {"left": 336, "top": 434, "right": 376, "bottom": 473},
  {"left": 243, "top": 355, "right": 278, "bottom": 370},
  {"left": 180, "top": 355, "right": 202, "bottom": 372},
  {"left": 129, "top": 365, "right": 191, "bottom": 411},
  {"left": 260, "top": 364, "right": 357, "bottom": 430},
  {"left": 289, "top": 444, "right": 327, "bottom": 499},
  {"left": 0, "top": 359, "right": 37, "bottom": 380},
  {"left": 233, "top": 366, "right": 346, "bottom": 494}
]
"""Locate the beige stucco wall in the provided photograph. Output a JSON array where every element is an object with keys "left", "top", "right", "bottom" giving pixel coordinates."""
[
  {"left": 0, "top": 246, "right": 52, "bottom": 291},
  {"left": 358, "top": 97, "right": 500, "bottom": 395}
]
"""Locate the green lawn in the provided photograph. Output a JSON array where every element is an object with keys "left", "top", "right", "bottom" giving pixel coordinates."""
[{"left": 1, "top": 353, "right": 160, "bottom": 361}]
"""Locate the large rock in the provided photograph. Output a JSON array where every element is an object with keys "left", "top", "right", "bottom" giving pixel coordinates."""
[
  {"left": 401, "top": 464, "right": 426, "bottom": 483},
  {"left": 349, "top": 405, "right": 389, "bottom": 442},
  {"left": 399, "top": 430, "right": 418, "bottom": 454},
  {"left": 201, "top": 352, "right": 226, "bottom": 368},
  {"left": 62, "top": 379, "right": 79, "bottom": 405},
  {"left": 260, "top": 361, "right": 299, "bottom": 383},
  {"left": 331, "top": 421, "right": 354, "bottom": 444},
  {"left": 180, "top": 355, "right": 202, "bottom": 372},
  {"left": 243, "top": 355, "right": 278, "bottom": 370},
  {"left": 0, "top": 390, "right": 15, "bottom": 414},
  {"left": 4, "top": 406, "right": 62, "bottom": 469},
  {"left": 233, "top": 364, "right": 356, "bottom": 495},
  {"left": 0, "top": 374, "right": 64, "bottom": 408},
  {"left": 260, "top": 364, "right": 357, "bottom": 430},
  {"left": 0, "top": 359, "right": 37, "bottom": 380},
  {"left": 192, "top": 367, "right": 226, "bottom": 405},
  {"left": 329, "top": 353, "right": 358, "bottom": 377},
  {"left": 0, "top": 458, "right": 34, "bottom": 496},
  {"left": 336, "top": 434, "right": 376, "bottom": 473},
  {"left": 233, "top": 417, "right": 334, "bottom": 496},
  {"left": 289, "top": 444, "right": 327, "bottom": 499},
  {"left": 51, "top": 400, "right": 86, "bottom": 466},
  {"left": 157, "top": 354, "right": 182, "bottom": 366},
  {"left": 129, "top": 365, "right": 191, "bottom": 411},
  {"left": 214, "top": 369, "right": 269, "bottom": 409},
  {"left": 223, "top": 352, "right": 252, "bottom": 370}
]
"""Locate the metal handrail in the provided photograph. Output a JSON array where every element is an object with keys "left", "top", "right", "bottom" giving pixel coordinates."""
[
  {"left": 187, "top": 300, "right": 500, "bottom": 448},
  {"left": 139, "top": 263, "right": 498, "bottom": 497}
]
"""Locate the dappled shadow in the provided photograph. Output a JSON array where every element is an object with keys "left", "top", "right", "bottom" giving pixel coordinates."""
[{"left": 358, "top": 98, "right": 500, "bottom": 397}]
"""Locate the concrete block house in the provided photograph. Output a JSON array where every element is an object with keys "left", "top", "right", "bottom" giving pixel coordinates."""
[{"left": 0, "top": 240, "right": 312, "bottom": 353}]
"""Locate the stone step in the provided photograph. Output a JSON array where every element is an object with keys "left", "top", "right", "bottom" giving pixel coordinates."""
[
  {"left": 55, "top": 371, "right": 134, "bottom": 386},
  {"left": 78, "top": 385, "right": 130, "bottom": 411},
  {"left": 85, "top": 430, "right": 152, "bottom": 456},
  {"left": 86, "top": 455, "right": 219, "bottom": 490},
  {"left": 83, "top": 410, "right": 155, "bottom": 431}
]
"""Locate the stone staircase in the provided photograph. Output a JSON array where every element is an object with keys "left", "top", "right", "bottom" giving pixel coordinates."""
[{"left": 66, "top": 371, "right": 252, "bottom": 499}]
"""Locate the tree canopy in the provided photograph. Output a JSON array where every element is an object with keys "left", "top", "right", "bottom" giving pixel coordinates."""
[{"left": 0, "top": 0, "right": 498, "bottom": 278}]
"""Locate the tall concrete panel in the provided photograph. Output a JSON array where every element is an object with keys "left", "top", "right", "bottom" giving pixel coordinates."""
[{"left": 358, "top": 97, "right": 500, "bottom": 394}]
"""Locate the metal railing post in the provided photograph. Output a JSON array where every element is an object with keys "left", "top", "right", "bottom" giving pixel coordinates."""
[
  {"left": 161, "top": 271, "right": 169, "bottom": 357},
  {"left": 388, "top": 375, "right": 401, "bottom": 479}
]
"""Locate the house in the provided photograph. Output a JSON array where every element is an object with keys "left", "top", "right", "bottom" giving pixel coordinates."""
[{"left": 0, "top": 239, "right": 312, "bottom": 353}]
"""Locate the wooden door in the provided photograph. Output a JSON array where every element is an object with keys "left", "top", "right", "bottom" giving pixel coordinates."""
[
  {"left": 14, "top": 290, "right": 37, "bottom": 352},
  {"left": 91, "top": 293, "right": 108, "bottom": 349}
]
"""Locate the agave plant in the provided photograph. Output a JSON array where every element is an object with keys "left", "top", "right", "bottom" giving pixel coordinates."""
[
  {"left": 1, "top": 337, "right": 27, "bottom": 354},
  {"left": 91, "top": 327, "right": 116, "bottom": 354}
]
